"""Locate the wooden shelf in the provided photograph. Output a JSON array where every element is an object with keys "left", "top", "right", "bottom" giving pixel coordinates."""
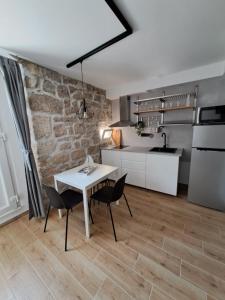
[{"left": 134, "top": 105, "right": 194, "bottom": 115}]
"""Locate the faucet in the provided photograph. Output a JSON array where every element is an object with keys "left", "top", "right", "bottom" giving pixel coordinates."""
[{"left": 161, "top": 132, "right": 167, "bottom": 148}]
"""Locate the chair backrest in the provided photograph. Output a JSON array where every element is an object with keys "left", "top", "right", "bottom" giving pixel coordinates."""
[
  {"left": 112, "top": 174, "right": 127, "bottom": 201},
  {"left": 43, "top": 185, "right": 65, "bottom": 209}
]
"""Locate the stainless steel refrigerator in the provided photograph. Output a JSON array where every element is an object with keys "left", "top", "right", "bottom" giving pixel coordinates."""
[{"left": 188, "top": 125, "right": 225, "bottom": 211}]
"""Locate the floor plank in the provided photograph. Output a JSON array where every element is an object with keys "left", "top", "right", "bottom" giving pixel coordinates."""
[
  {"left": 181, "top": 261, "right": 225, "bottom": 300},
  {"left": 6, "top": 219, "right": 37, "bottom": 250},
  {"left": 203, "top": 242, "right": 225, "bottom": 265},
  {"left": 164, "top": 238, "right": 225, "bottom": 281},
  {"left": 0, "top": 267, "right": 15, "bottom": 300},
  {"left": 135, "top": 255, "right": 206, "bottom": 300},
  {"left": 94, "top": 277, "right": 132, "bottom": 300},
  {"left": 1, "top": 185, "right": 225, "bottom": 299},
  {"left": 92, "top": 231, "right": 139, "bottom": 268},
  {"left": 23, "top": 240, "right": 91, "bottom": 300},
  {"left": 184, "top": 223, "right": 225, "bottom": 249},
  {"left": 0, "top": 229, "right": 54, "bottom": 300},
  {"left": 151, "top": 221, "right": 203, "bottom": 251},
  {"left": 95, "top": 249, "right": 152, "bottom": 300},
  {"left": 36, "top": 227, "right": 106, "bottom": 297},
  {"left": 150, "top": 287, "right": 174, "bottom": 300},
  {"left": 124, "top": 234, "right": 181, "bottom": 275}
]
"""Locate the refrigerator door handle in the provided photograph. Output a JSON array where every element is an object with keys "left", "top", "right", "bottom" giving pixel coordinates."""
[{"left": 196, "top": 147, "right": 225, "bottom": 152}]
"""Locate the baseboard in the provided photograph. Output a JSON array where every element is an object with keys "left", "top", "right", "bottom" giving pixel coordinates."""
[
  {"left": 178, "top": 183, "right": 188, "bottom": 192},
  {"left": 0, "top": 206, "right": 29, "bottom": 227}
]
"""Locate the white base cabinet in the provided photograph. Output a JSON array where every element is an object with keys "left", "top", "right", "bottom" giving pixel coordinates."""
[
  {"left": 101, "top": 149, "right": 180, "bottom": 196},
  {"left": 101, "top": 150, "right": 121, "bottom": 180},
  {"left": 146, "top": 154, "right": 179, "bottom": 196},
  {"left": 121, "top": 152, "right": 146, "bottom": 188}
]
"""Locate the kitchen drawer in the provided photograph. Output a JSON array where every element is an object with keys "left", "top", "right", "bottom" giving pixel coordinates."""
[
  {"left": 101, "top": 150, "right": 121, "bottom": 168},
  {"left": 121, "top": 160, "right": 145, "bottom": 171},
  {"left": 101, "top": 150, "right": 121, "bottom": 180},
  {"left": 122, "top": 168, "right": 145, "bottom": 188},
  {"left": 121, "top": 152, "right": 146, "bottom": 162}
]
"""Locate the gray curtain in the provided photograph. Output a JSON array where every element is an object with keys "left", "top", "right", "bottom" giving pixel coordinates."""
[{"left": 0, "top": 56, "right": 45, "bottom": 219}]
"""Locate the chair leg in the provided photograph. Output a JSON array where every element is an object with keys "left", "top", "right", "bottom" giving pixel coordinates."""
[
  {"left": 123, "top": 193, "right": 133, "bottom": 217},
  {"left": 65, "top": 209, "right": 69, "bottom": 252},
  {"left": 108, "top": 203, "right": 117, "bottom": 242},
  {"left": 43, "top": 204, "right": 51, "bottom": 232},
  {"left": 88, "top": 200, "right": 94, "bottom": 224}
]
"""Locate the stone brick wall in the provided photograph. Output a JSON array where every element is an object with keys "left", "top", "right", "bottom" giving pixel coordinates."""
[{"left": 20, "top": 60, "right": 111, "bottom": 186}]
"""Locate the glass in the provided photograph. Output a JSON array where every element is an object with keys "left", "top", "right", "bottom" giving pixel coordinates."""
[
  {"left": 154, "top": 101, "right": 160, "bottom": 110},
  {"left": 165, "top": 101, "right": 169, "bottom": 109},
  {"left": 186, "top": 94, "right": 191, "bottom": 107},
  {"left": 140, "top": 102, "right": 145, "bottom": 112},
  {"left": 148, "top": 102, "right": 153, "bottom": 111}
]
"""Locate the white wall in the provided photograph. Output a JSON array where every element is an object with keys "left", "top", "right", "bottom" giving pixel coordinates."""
[
  {"left": 0, "top": 73, "right": 28, "bottom": 223},
  {"left": 107, "top": 61, "right": 225, "bottom": 99},
  {"left": 111, "top": 75, "right": 225, "bottom": 184}
]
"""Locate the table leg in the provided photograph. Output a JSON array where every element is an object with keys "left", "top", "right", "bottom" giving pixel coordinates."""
[
  {"left": 83, "top": 188, "right": 90, "bottom": 239},
  {"left": 54, "top": 178, "right": 63, "bottom": 218}
]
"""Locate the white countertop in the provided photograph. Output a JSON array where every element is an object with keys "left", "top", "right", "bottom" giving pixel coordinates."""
[{"left": 101, "top": 145, "right": 183, "bottom": 157}]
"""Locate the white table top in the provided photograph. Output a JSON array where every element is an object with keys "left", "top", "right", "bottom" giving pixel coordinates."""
[{"left": 54, "top": 163, "right": 118, "bottom": 190}]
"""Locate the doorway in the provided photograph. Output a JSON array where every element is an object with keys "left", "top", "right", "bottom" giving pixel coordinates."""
[{"left": 0, "top": 70, "right": 28, "bottom": 224}]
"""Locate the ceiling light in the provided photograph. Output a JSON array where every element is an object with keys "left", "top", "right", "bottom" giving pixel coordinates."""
[{"left": 77, "top": 61, "right": 89, "bottom": 119}]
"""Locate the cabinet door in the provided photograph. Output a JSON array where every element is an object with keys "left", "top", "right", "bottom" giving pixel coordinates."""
[
  {"left": 121, "top": 152, "right": 146, "bottom": 187},
  {"left": 146, "top": 154, "right": 179, "bottom": 196},
  {"left": 121, "top": 152, "right": 146, "bottom": 163},
  {"left": 121, "top": 168, "right": 146, "bottom": 188},
  {"left": 101, "top": 150, "right": 112, "bottom": 165},
  {"left": 101, "top": 150, "right": 121, "bottom": 179}
]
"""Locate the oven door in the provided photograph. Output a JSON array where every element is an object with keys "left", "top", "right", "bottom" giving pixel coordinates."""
[{"left": 197, "top": 105, "right": 225, "bottom": 125}]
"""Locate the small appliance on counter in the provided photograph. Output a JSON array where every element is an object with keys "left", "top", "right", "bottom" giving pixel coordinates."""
[{"left": 188, "top": 105, "right": 225, "bottom": 211}]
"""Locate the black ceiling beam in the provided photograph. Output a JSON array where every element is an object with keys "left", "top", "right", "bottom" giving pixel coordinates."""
[{"left": 66, "top": 0, "right": 133, "bottom": 68}]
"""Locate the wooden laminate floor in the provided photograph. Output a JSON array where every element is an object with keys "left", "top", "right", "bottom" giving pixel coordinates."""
[{"left": 1, "top": 185, "right": 225, "bottom": 300}]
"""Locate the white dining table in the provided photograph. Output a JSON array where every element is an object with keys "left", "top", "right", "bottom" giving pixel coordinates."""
[{"left": 54, "top": 163, "right": 118, "bottom": 239}]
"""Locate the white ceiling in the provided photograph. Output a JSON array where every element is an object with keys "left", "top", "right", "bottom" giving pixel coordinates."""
[{"left": 1, "top": 0, "right": 225, "bottom": 98}]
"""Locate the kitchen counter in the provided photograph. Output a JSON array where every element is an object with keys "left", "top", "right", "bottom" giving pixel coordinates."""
[
  {"left": 101, "top": 145, "right": 183, "bottom": 157},
  {"left": 101, "top": 146, "right": 182, "bottom": 196}
]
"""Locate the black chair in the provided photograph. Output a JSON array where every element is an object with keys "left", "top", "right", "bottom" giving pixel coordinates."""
[
  {"left": 94, "top": 178, "right": 110, "bottom": 206},
  {"left": 43, "top": 186, "right": 94, "bottom": 251},
  {"left": 90, "top": 174, "right": 132, "bottom": 241}
]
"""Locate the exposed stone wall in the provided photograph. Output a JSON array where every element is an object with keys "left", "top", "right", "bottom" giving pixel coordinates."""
[{"left": 20, "top": 60, "right": 111, "bottom": 186}]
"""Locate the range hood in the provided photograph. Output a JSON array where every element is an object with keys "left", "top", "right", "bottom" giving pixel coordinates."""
[{"left": 109, "top": 96, "right": 134, "bottom": 127}]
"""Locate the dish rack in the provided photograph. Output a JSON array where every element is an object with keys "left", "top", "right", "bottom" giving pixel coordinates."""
[{"left": 134, "top": 86, "right": 198, "bottom": 128}]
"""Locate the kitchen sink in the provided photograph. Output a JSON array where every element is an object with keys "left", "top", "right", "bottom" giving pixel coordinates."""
[{"left": 150, "top": 147, "right": 177, "bottom": 153}]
